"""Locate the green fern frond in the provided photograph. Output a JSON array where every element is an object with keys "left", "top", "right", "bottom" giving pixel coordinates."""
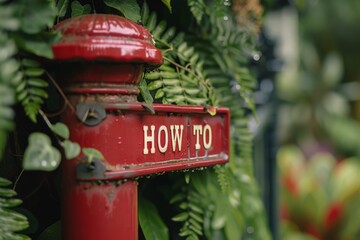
[
  {"left": 187, "top": 0, "right": 206, "bottom": 24},
  {"left": 0, "top": 5, "right": 20, "bottom": 159},
  {"left": 184, "top": 9, "right": 271, "bottom": 239},
  {"left": 214, "top": 165, "right": 231, "bottom": 193},
  {"left": 16, "top": 58, "right": 48, "bottom": 123},
  {"left": 141, "top": 4, "right": 218, "bottom": 107},
  {"left": 0, "top": 177, "right": 30, "bottom": 240},
  {"left": 171, "top": 185, "right": 205, "bottom": 239}
]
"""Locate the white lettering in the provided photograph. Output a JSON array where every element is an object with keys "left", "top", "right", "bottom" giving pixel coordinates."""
[
  {"left": 144, "top": 124, "right": 214, "bottom": 154},
  {"left": 143, "top": 125, "right": 155, "bottom": 154},
  {"left": 158, "top": 125, "right": 168, "bottom": 153},
  {"left": 193, "top": 125, "right": 202, "bottom": 150},
  {"left": 203, "top": 124, "right": 212, "bottom": 149},
  {"left": 170, "top": 125, "right": 184, "bottom": 152}
]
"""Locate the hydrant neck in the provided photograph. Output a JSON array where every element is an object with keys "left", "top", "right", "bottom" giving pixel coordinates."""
[{"left": 55, "top": 61, "right": 144, "bottom": 103}]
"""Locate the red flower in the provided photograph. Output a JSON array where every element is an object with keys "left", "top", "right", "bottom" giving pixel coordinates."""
[
  {"left": 304, "top": 223, "right": 322, "bottom": 240},
  {"left": 324, "top": 202, "right": 343, "bottom": 230},
  {"left": 283, "top": 174, "right": 298, "bottom": 197}
]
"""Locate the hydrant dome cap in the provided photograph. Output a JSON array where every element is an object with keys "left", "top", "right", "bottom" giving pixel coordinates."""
[{"left": 52, "top": 14, "right": 162, "bottom": 66}]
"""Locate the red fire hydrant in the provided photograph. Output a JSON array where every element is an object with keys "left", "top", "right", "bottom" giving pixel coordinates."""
[{"left": 52, "top": 14, "right": 230, "bottom": 240}]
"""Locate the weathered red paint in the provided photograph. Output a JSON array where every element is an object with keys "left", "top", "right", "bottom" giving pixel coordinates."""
[
  {"left": 65, "top": 104, "right": 230, "bottom": 180},
  {"left": 61, "top": 181, "right": 138, "bottom": 240},
  {"left": 53, "top": 14, "right": 229, "bottom": 240}
]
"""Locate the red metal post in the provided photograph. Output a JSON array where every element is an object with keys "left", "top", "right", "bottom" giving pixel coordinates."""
[
  {"left": 52, "top": 15, "right": 162, "bottom": 240},
  {"left": 52, "top": 14, "right": 230, "bottom": 240}
]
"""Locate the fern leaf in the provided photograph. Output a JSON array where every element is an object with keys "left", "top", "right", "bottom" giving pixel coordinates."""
[
  {"left": 0, "top": 177, "right": 30, "bottom": 239},
  {"left": 0, "top": 11, "right": 19, "bottom": 158},
  {"left": 187, "top": 0, "right": 206, "bottom": 24},
  {"left": 16, "top": 58, "right": 48, "bottom": 123},
  {"left": 214, "top": 165, "right": 231, "bottom": 193},
  {"left": 172, "top": 185, "right": 205, "bottom": 239},
  {"left": 140, "top": 7, "right": 218, "bottom": 107}
]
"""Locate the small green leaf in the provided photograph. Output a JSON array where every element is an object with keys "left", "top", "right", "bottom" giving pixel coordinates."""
[
  {"left": 56, "top": 0, "right": 69, "bottom": 18},
  {"left": 21, "top": 59, "right": 40, "bottom": 68},
  {"left": 37, "top": 221, "right": 61, "bottom": 240},
  {"left": 170, "top": 193, "right": 185, "bottom": 204},
  {"left": 104, "top": 0, "right": 141, "bottom": 23},
  {"left": 24, "top": 68, "right": 44, "bottom": 77},
  {"left": 185, "top": 97, "right": 207, "bottom": 105},
  {"left": 139, "top": 197, "right": 169, "bottom": 240},
  {"left": 19, "top": 0, "right": 57, "bottom": 34},
  {"left": 189, "top": 203, "right": 204, "bottom": 214},
  {"left": 172, "top": 212, "right": 189, "bottom": 222},
  {"left": 185, "top": 173, "right": 191, "bottom": 184},
  {"left": 28, "top": 88, "right": 48, "bottom": 98},
  {"left": 16, "top": 35, "right": 55, "bottom": 58},
  {"left": 161, "top": 0, "right": 172, "bottom": 12},
  {"left": 148, "top": 80, "right": 163, "bottom": 91},
  {"left": 0, "top": 85, "right": 15, "bottom": 105},
  {"left": 82, "top": 148, "right": 104, "bottom": 162},
  {"left": 0, "top": 198, "right": 22, "bottom": 208},
  {"left": 155, "top": 89, "right": 164, "bottom": 99},
  {"left": 139, "top": 78, "right": 153, "bottom": 104},
  {"left": 62, "top": 140, "right": 80, "bottom": 159},
  {"left": 184, "top": 88, "right": 200, "bottom": 95},
  {"left": 142, "top": 103, "right": 155, "bottom": 115},
  {"left": 71, "top": 1, "right": 91, "bottom": 17},
  {"left": 51, "top": 122, "right": 69, "bottom": 139},
  {"left": 23, "top": 133, "right": 61, "bottom": 171},
  {"left": 0, "top": 178, "right": 12, "bottom": 187},
  {"left": 163, "top": 86, "right": 183, "bottom": 94},
  {"left": 0, "top": 188, "right": 17, "bottom": 198},
  {"left": 28, "top": 78, "right": 48, "bottom": 87}
]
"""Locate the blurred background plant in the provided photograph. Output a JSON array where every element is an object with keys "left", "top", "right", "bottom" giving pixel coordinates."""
[
  {"left": 265, "top": 0, "right": 360, "bottom": 239},
  {"left": 0, "top": 0, "right": 273, "bottom": 239},
  {"left": 278, "top": 146, "right": 360, "bottom": 240}
]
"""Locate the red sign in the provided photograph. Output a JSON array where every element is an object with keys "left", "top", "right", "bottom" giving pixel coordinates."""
[{"left": 68, "top": 103, "right": 230, "bottom": 180}]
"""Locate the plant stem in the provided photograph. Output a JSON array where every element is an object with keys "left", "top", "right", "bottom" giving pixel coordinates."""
[
  {"left": 45, "top": 70, "right": 75, "bottom": 113},
  {"left": 39, "top": 109, "right": 53, "bottom": 129},
  {"left": 12, "top": 169, "right": 24, "bottom": 191}
]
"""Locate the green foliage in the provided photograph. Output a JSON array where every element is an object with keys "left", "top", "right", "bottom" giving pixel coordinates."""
[
  {"left": 45, "top": 119, "right": 78, "bottom": 157},
  {"left": 51, "top": 122, "right": 69, "bottom": 139},
  {"left": 171, "top": 179, "right": 205, "bottom": 240},
  {"left": 187, "top": 0, "right": 230, "bottom": 24},
  {"left": 17, "top": 0, "right": 56, "bottom": 34},
  {"left": 139, "top": 78, "right": 154, "bottom": 104},
  {"left": 104, "top": 0, "right": 141, "bottom": 22},
  {"left": 70, "top": 1, "right": 91, "bottom": 17},
  {"left": 139, "top": 197, "right": 169, "bottom": 240},
  {"left": 161, "top": 0, "right": 172, "bottom": 13},
  {"left": 37, "top": 221, "right": 61, "bottom": 240},
  {"left": 0, "top": 4, "right": 19, "bottom": 158},
  {"left": 62, "top": 140, "right": 81, "bottom": 160},
  {"left": 278, "top": 146, "right": 360, "bottom": 239},
  {"left": 56, "top": 0, "right": 70, "bottom": 18},
  {"left": 82, "top": 148, "right": 105, "bottom": 162},
  {"left": 183, "top": 5, "right": 269, "bottom": 239},
  {"left": 17, "top": 59, "right": 48, "bottom": 123},
  {"left": 141, "top": 3, "right": 217, "bottom": 108},
  {"left": 0, "top": 177, "right": 30, "bottom": 240},
  {"left": 0, "top": 0, "right": 59, "bottom": 126},
  {"left": 23, "top": 133, "right": 61, "bottom": 171},
  {"left": 13, "top": 0, "right": 59, "bottom": 59},
  {"left": 187, "top": 0, "right": 206, "bottom": 24}
]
